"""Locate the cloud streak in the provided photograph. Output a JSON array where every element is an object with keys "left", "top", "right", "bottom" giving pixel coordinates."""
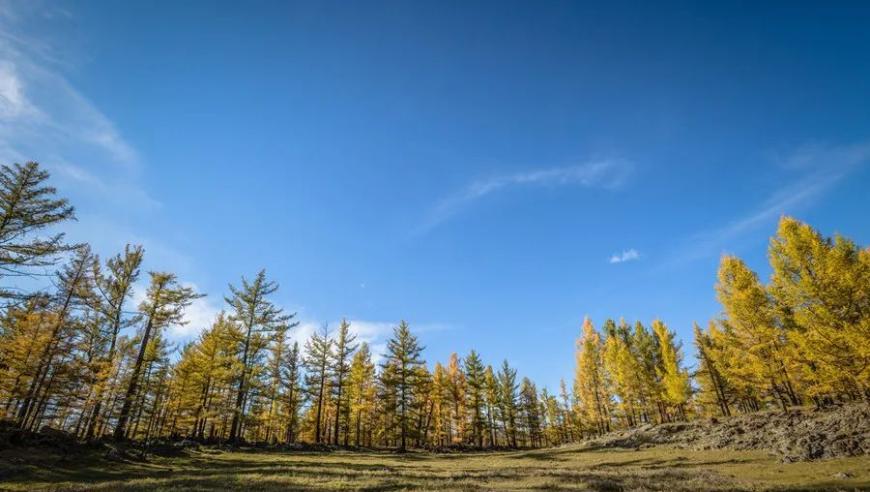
[
  {"left": 0, "top": 3, "right": 157, "bottom": 210},
  {"left": 609, "top": 249, "right": 640, "bottom": 264},
  {"left": 669, "top": 141, "right": 870, "bottom": 265},
  {"left": 420, "top": 158, "right": 633, "bottom": 233}
]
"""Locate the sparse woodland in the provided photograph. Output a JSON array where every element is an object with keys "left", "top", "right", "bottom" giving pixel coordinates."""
[{"left": 0, "top": 161, "right": 868, "bottom": 452}]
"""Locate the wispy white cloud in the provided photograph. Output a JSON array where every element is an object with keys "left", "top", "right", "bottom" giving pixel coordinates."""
[
  {"left": 609, "top": 248, "right": 640, "bottom": 264},
  {"left": 670, "top": 141, "right": 870, "bottom": 265},
  {"left": 0, "top": 3, "right": 156, "bottom": 210},
  {"left": 419, "top": 158, "right": 633, "bottom": 233}
]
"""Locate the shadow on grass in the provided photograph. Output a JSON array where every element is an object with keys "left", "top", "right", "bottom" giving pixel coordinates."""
[
  {"left": 775, "top": 482, "right": 870, "bottom": 492},
  {"left": 2, "top": 448, "right": 866, "bottom": 492}
]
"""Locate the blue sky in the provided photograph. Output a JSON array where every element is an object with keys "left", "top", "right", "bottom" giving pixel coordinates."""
[{"left": 1, "top": 1, "right": 869, "bottom": 390}]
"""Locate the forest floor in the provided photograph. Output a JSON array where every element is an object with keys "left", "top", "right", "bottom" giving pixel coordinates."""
[{"left": 1, "top": 443, "right": 869, "bottom": 491}]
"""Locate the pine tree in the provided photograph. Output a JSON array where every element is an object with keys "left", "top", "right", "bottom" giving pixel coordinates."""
[
  {"left": 463, "top": 350, "right": 486, "bottom": 447},
  {"left": 382, "top": 320, "right": 424, "bottom": 452},
  {"left": 497, "top": 359, "right": 519, "bottom": 448},
  {"left": 519, "top": 377, "right": 541, "bottom": 447}
]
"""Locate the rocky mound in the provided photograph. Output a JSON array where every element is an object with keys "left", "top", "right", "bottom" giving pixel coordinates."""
[{"left": 586, "top": 403, "right": 870, "bottom": 462}]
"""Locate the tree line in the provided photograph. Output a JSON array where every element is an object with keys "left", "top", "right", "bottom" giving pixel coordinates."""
[{"left": 0, "top": 162, "right": 866, "bottom": 450}]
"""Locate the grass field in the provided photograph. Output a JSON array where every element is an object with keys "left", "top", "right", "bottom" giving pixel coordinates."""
[{"left": 1, "top": 444, "right": 868, "bottom": 491}]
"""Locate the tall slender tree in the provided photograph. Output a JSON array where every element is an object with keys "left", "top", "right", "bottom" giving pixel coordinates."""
[
  {"left": 463, "top": 350, "right": 486, "bottom": 447},
  {"left": 85, "top": 244, "right": 143, "bottom": 439},
  {"left": 114, "top": 272, "right": 200, "bottom": 440},
  {"left": 304, "top": 323, "right": 332, "bottom": 443},
  {"left": 224, "top": 270, "right": 296, "bottom": 442},
  {"left": 347, "top": 342, "right": 375, "bottom": 446},
  {"left": 382, "top": 321, "right": 424, "bottom": 452},
  {"left": 497, "top": 359, "right": 519, "bottom": 448},
  {"left": 574, "top": 317, "right": 611, "bottom": 434},
  {"left": 282, "top": 341, "right": 302, "bottom": 443},
  {"left": 331, "top": 319, "right": 358, "bottom": 445}
]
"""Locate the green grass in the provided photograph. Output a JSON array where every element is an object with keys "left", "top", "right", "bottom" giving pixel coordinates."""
[{"left": 1, "top": 444, "right": 868, "bottom": 491}]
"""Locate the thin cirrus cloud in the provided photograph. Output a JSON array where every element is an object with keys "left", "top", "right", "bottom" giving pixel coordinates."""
[
  {"left": 0, "top": 4, "right": 157, "bottom": 210},
  {"left": 609, "top": 248, "right": 640, "bottom": 264},
  {"left": 665, "top": 140, "right": 870, "bottom": 267},
  {"left": 419, "top": 158, "right": 633, "bottom": 233}
]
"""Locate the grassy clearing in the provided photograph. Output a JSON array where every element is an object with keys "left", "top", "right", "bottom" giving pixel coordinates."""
[{"left": 1, "top": 444, "right": 868, "bottom": 491}]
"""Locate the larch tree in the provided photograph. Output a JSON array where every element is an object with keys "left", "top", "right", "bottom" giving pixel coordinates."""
[
  {"left": 652, "top": 320, "right": 690, "bottom": 420},
  {"left": 85, "top": 244, "right": 143, "bottom": 439},
  {"left": 264, "top": 326, "right": 288, "bottom": 443},
  {"left": 0, "top": 162, "right": 76, "bottom": 303},
  {"left": 484, "top": 365, "right": 500, "bottom": 447},
  {"left": 224, "top": 270, "right": 296, "bottom": 443},
  {"left": 282, "top": 340, "right": 302, "bottom": 443},
  {"left": 693, "top": 322, "right": 731, "bottom": 417},
  {"left": 768, "top": 216, "right": 870, "bottom": 399},
  {"left": 445, "top": 352, "right": 466, "bottom": 444},
  {"left": 602, "top": 319, "right": 640, "bottom": 427},
  {"left": 114, "top": 272, "right": 200, "bottom": 440},
  {"left": 411, "top": 364, "right": 433, "bottom": 447},
  {"left": 430, "top": 362, "right": 449, "bottom": 447},
  {"left": 189, "top": 313, "right": 238, "bottom": 440},
  {"left": 347, "top": 342, "right": 375, "bottom": 446},
  {"left": 716, "top": 255, "right": 801, "bottom": 410},
  {"left": 631, "top": 321, "right": 663, "bottom": 423},
  {"left": 558, "top": 379, "right": 575, "bottom": 441},
  {"left": 303, "top": 323, "right": 332, "bottom": 443},
  {"left": 331, "top": 318, "right": 358, "bottom": 445},
  {"left": 16, "top": 246, "right": 96, "bottom": 431},
  {"left": 574, "top": 317, "right": 611, "bottom": 434}
]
